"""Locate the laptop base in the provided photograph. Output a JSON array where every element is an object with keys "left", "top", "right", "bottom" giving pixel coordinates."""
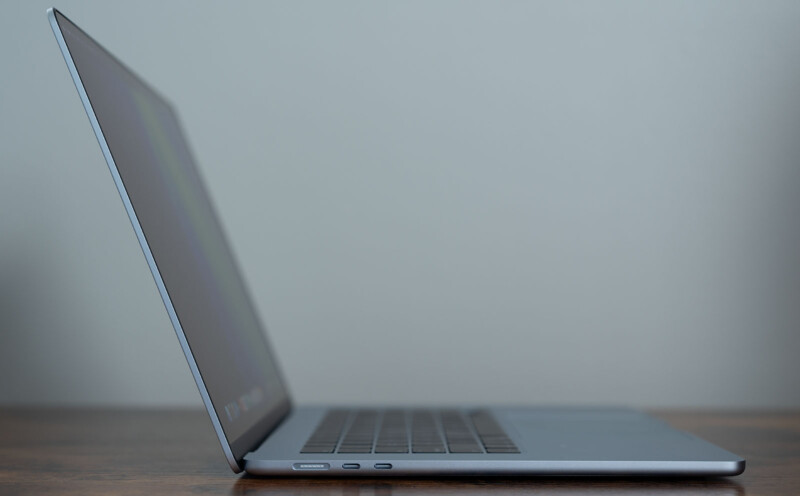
[{"left": 243, "top": 406, "right": 745, "bottom": 476}]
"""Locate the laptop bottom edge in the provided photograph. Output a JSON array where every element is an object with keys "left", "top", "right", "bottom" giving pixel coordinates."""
[{"left": 243, "top": 458, "right": 745, "bottom": 477}]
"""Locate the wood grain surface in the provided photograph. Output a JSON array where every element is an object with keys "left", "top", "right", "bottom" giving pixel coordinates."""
[{"left": 0, "top": 409, "right": 797, "bottom": 495}]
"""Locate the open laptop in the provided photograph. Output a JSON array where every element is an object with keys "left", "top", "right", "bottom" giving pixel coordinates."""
[{"left": 47, "top": 8, "right": 744, "bottom": 477}]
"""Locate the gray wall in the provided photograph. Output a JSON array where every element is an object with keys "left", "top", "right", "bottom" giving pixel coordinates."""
[{"left": 2, "top": 1, "right": 799, "bottom": 409}]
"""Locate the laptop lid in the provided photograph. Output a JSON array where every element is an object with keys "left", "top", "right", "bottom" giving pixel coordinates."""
[{"left": 47, "top": 8, "right": 291, "bottom": 472}]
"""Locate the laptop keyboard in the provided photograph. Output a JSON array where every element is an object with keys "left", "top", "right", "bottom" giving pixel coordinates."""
[{"left": 300, "top": 409, "right": 519, "bottom": 454}]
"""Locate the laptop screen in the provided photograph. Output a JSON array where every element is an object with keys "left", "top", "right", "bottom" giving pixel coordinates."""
[{"left": 52, "top": 11, "right": 290, "bottom": 458}]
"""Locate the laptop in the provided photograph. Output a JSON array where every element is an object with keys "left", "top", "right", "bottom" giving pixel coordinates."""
[{"left": 47, "top": 8, "right": 744, "bottom": 477}]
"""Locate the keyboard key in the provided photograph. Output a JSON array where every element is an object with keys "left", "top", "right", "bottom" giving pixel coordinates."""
[
  {"left": 448, "top": 444, "right": 483, "bottom": 453},
  {"left": 375, "top": 446, "right": 409, "bottom": 453},
  {"left": 412, "top": 444, "right": 446, "bottom": 453},
  {"left": 338, "top": 447, "right": 373, "bottom": 453},
  {"left": 299, "top": 446, "right": 335, "bottom": 453},
  {"left": 485, "top": 447, "right": 521, "bottom": 453}
]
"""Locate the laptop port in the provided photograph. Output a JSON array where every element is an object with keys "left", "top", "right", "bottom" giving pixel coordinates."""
[{"left": 292, "top": 463, "right": 329, "bottom": 470}]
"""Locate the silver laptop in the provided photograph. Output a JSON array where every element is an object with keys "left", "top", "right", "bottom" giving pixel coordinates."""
[{"left": 48, "top": 8, "right": 744, "bottom": 477}]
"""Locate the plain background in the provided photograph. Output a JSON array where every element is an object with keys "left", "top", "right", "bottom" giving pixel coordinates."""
[{"left": 2, "top": 1, "right": 799, "bottom": 409}]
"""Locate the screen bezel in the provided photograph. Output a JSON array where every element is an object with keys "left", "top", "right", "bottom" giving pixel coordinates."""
[{"left": 47, "top": 7, "right": 292, "bottom": 472}]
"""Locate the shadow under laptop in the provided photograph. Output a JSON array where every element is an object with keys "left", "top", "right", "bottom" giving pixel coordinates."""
[{"left": 230, "top": 475, "right": 744, "bottom": 496}]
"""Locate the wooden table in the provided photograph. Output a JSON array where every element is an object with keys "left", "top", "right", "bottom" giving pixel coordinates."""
[{"left": 0, "top": 409, "right": 797, "bottom": 495}]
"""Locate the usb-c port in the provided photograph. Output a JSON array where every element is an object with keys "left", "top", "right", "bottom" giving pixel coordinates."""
[
  {"left": 374, "top": 463, "right": 392, "bottom": 469},
  {"left": 342, "top": 463, "right": 360, "bottom": 469}
]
